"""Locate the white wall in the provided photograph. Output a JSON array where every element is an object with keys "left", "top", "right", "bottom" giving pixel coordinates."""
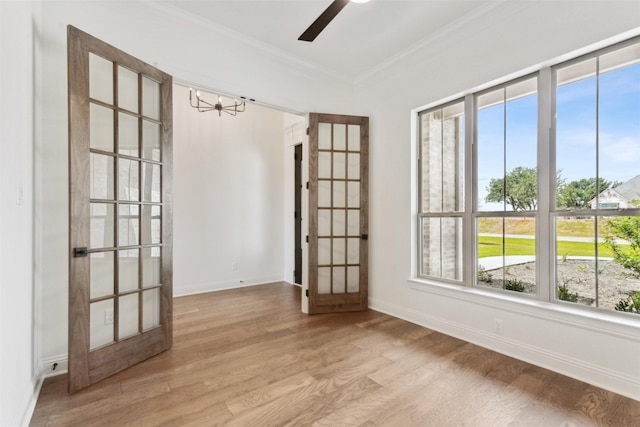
[
  {"left": 355, "top": 1, "right": 640, "bottom": 400},
  {"left": 173, "top": 84, "right": 286, "bottom": 295},
  {"left": 0, "top": 2, "right": 40, "bottom": 425},
  {"left": 34, "top": 0, "right": 351, "bottom": 380}
]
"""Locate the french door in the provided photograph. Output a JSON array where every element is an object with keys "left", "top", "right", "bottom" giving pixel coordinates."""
[
  {"left": 308, "top": 113, "right": 369, "bottom": 313},
  {"left": 67, "top": 26, "right": 173, "bottom": 393}
]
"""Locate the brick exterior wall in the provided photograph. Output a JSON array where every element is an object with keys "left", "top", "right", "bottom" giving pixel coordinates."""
[{"left": 421, "top": 111, "right": 463, "bottom": 280}]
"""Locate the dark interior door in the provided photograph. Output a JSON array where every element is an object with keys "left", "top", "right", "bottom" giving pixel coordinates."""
[{"left": 294, "top": 144, "right": 303, "bottom": 285}]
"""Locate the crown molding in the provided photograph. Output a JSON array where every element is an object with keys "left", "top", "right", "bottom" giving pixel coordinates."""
[
  {"left": 354, "top": 0, "right": 511, "bottom": 87},
  {"left": 144, "top": 0, "right": 352, "bottom": 85}
]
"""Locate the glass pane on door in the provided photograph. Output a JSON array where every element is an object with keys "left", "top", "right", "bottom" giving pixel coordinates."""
[
  {"left": 90, "top": 104, "right": 114, "bottom": 152},
  {"left": 142, "top": 247, "right": 161, "bottom": 287},
  {"left": 142, "top": 76, "right": 160, "bottom": 120},
  {"left": 318, "top": 267, "right": 331, "bottom": 294},
  {"left": 119, "top": 249, "right": 139, "bottom": 292},
  {"left": 142, "top": 288, "right": 160, "bottom": 330},
  {"left": 118, "top": 112, "right": 139, "bottom": 157},
  {"left": 142, "top": 205, "right": 162, "bottom": 245},
  {"left": 89, "top": 53, "right": 113, "bottom": 105},
  {"left": 90, "top": 252, "right": 114, "bottom": 298},
  {"left": 347, "top": 267, "right": 359, "bottom": 292},
  {"left": 119, "top": 294, "right": 139, "bottom": 339},
  {"left": 90, "top": 203, "right": 115, "bottom": 249},
  {"left": 318, "top": 123, "right": 331, "bottom": 149},
  {"left": 118, "top": 204, "right": 139, "bottom": 247},
  {"left": 118, "top": 66, "right": 138, "bottom": 113},
  {"left": 334, "top": 124, "right": 346, "bottom": 150},
  {"left": 90, "top": 299, "right": 114, "bottom": 350},
  {"left": 119, "top": 159, "right": 139, "bottom": 201},
  {"left": 90, "top": 154, "right": 114, "bottom": 200},
  {"left": 142, "top": 120, "right": 161, "bottom": 161},
  {"left": 142, "top": 163, "right": 161, "bottom": 202}
]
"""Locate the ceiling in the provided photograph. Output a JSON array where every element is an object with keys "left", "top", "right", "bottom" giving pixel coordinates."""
[{"left": 162, "top": 0, "right": 498, "bottom": 81}]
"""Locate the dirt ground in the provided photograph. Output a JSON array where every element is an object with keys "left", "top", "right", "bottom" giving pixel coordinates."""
[{"left": 478, "top": 259, "right": 640, "bottom": 312}]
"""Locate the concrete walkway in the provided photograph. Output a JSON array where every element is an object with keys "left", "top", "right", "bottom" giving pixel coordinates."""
[{"left": 479, "top": 255, "right": 614, "bottom": 270}]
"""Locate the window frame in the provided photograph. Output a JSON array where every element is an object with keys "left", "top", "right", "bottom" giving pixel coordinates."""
[
  {"left": 472, "top": 73, "right": 541, "bottom": 298},
  {"left": 550, "top": 37, "right": 640, "bottom": 311},
  {"left": 414, "top": 35, "right": 640, "bottom": 316},
  {"left": 417, "top": 97, "right": 467, "bottom": 284}
]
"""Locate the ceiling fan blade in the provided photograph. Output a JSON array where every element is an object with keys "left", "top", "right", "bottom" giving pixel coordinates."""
[{"left": 298, "top": 0, "right": 350, "bottom": 42}]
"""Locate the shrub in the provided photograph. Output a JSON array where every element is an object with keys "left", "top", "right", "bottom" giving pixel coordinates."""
[
  {"left": 478, "top": 266, "right": 493, "bottom": 283},
  {"left": 614, "top": 291, "right": 640, "bottom": 314},
  {"left": 558, "top": 285, "right": 578, "bottom": 302},
  {"left": 505, "top": 279, "right": 525, "bottom": 292},
  {"left": 604, "top": 207, "right": 640, "bottom": 278}
]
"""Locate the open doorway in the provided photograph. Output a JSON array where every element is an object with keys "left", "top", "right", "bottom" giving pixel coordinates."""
[{"left": 173, "top": 83, "right": 305, "bottom": 295}]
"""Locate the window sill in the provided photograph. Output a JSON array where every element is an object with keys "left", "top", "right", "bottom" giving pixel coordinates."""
[{"left": 407, "top": 277, "right": 640, "bottom": 339}]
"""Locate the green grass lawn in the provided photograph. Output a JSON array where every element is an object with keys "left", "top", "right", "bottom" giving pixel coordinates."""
[
  {"left": 477, "top": 217, "right": 600, "bottom": 238},
  {"left": 478, "top": 236, "right": 616, "bottom": 258}
]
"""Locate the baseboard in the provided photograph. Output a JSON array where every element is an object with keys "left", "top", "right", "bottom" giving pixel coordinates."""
[
  {"left": 174, "top": 275, "right": 284, "bottom": 298},
  {"left": 368, "top": 296, "right": 640, "bottom": 401},
  {"left": 18, "top": 375, "right": 43, "bottom": 427},
  {"left": 40, "top": 354, "right": 68, "bottom": 378}
]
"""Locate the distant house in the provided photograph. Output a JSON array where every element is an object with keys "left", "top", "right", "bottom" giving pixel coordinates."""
[{"left": 589, "top": 175, "right": 640, "bottom": 209}]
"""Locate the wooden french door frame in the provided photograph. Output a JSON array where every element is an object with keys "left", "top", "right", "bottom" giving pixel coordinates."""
[
  {"left": 308, "top": 113, "right": 369, "bottom": 314},
  {"left": 68, "top": 26, "right": 173, "bottom": 393}
]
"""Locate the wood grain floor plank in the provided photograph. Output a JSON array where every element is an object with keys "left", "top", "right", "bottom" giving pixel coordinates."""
[
  {"left": 312, "top": 364, "right": 439, "bottom": 426},
  {"left": 225, "top": 371, "right": 316, "bottom": 415},
  {"left": 31, "top": 283, "right": 640, "bottom": 427}
]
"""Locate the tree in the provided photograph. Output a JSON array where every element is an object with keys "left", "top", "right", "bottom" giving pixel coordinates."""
[
  {"left": 485, "top": 166, "right": 537, "bottom": 211},
  {"left": 557, "top": 177, "right": 621, "bottom": 209}
]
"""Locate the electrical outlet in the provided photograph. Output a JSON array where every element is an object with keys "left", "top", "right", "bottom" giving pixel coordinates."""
[
  {"left": 105, "top": 308, "right": 114, "bottom": 325},
  {"left": 494, "top": 318, "right": 503, "bottom": 335}
]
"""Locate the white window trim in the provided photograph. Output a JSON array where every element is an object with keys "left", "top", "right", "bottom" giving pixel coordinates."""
[{"left": 410, "top": 33, "right": 640, "bottom": 318}]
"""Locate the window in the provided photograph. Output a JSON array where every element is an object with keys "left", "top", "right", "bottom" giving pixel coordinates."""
[
  {"left": 416, "top": 36, "right": 640, "bottom": 315},
  {"left": 553, "top": 40, "right": 640, "bottom": 312},
  {"left": 418, "top": 101, "right": 465, "bottom": 282},
  {"left": 476, "top": 77, "right": 538, "bottom": 295}
]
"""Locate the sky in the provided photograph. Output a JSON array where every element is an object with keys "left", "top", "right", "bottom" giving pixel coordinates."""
[{"left": 476, "top": 61, "right": 640, "bottom": 211}]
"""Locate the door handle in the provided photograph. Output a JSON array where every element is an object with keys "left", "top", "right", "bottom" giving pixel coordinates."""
[{"left": 73, "top": 247, "right": 88, "bottom": 258}]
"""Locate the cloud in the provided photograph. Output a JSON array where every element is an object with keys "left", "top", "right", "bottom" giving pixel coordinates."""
[{"left": 601, "top": 135, "right": 640, "bottom": 163}]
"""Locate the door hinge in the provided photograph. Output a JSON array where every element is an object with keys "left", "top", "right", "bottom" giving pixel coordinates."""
[
  {"left": 306, "top": 289, "right": 309, "bottom": 297},
  {"left": 306, "top": 181, "right": 309, "bottom": 189},
  {"left": 306, "top": 235, "right": 309, "bottom": 243},
  {"left": 306, "top": 127, "right": 309, "bottom": 135}
]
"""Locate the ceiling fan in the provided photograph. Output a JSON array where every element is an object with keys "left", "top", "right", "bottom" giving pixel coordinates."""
[{"left": 298, "top": 0, "right": 370, "bottom": 42}]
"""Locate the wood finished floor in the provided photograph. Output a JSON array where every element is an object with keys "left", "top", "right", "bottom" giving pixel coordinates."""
[{"left": 31, "top": 282, "right": 639, "bottom": 426}]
